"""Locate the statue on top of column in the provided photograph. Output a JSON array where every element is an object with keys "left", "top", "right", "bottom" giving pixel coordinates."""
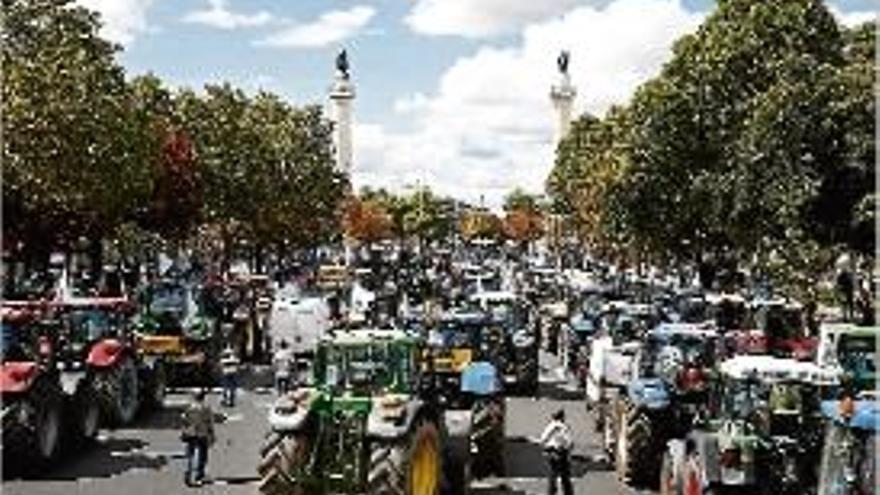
[
  {"left": 557, "top": 50, "right": 570, "bottom": 75},
  {"left": 336, "top": 49, "right": 350, "bottom": 79}
]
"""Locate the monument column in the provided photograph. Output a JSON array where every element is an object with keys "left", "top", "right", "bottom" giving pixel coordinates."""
[
  {"left": 329, "top": 49, "right": 355, "bottom": 174},
  {"left": 550, "top": 50, "right": 577, "bottom": 145}
]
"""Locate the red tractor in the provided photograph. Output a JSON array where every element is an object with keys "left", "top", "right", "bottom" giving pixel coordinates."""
[
  {"left": 52, "top": 298, "right": 165, "bottom": 426},
  {"left": 1, "top": 304, "right": 100, "bottom": 469}
]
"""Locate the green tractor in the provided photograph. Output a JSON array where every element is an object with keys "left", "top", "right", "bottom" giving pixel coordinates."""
[{"left": 258, "top": 328, "right": 445, "bottom": 495}]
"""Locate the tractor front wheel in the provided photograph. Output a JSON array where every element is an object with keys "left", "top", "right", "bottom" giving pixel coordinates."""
[{"left": 257, "top": 432, "right": 308, "bottom": 495}]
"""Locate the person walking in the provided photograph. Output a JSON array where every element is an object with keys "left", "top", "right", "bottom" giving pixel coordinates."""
[
  {"left": 219, "top": 346, "right": 240, "bottom": 407},
  {"left": 539, "top": 409, "right": 574, "bottom": 495},
  {"left": 273, "top": 340, "right": 294, "bottom": 394},
  {"left": 180, "top": 390, "right": 215, "bottom": 487}
]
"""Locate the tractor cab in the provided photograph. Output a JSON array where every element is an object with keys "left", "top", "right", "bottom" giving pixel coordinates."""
[
  {"left": 816, "top": 324, "right": 877, "bottom": 394},
  {"left": 748, "top": 298, "right": 814, "bottom": 360}
]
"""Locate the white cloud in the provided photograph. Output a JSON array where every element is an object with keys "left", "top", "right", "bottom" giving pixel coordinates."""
[
  {"left": 76, "top": 0, "right": 157, "bottom": 45},
  {"left": 257, "top": 5, "right": 375, "bottom": 48},
  {"left": 828, "top": 4, "right": 877, "bottom": 27},
  {"left": 182, "top": 0, "right": 272, "bottom": 30},
  {"left": 352, "top": 0, "right": 704, "bottom": 206},
  {"left": 405, "top": 0, "right": 582, "bottom": 38}
]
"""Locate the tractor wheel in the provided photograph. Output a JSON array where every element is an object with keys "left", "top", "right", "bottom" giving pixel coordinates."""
[
  {"left": 72, "top": 380, "right": 101, "bottom": 443},
  {"left": 470, "top": 399, "right": 505, "bottom": 478},
  {"left": 602, "top": 400, "right": 617, "bottom": 460},
  {"left": 660, "top": 450, "right": 680, "bottom": 495},
  {"left": 405, "top": 420, "right": 442, "bottom": 495},
  {"left": 257, "top": 433, "right": 308, "bottom": 495},
  {"left": 616, "top": 403, "right": 653, "bottom": 485},
  {"left": 32, "top": 377, "right": 64, "bottom": 462},
  {"left": 145, "top": 362, "right": 167, "bottom": 409},
  {"left": 368, "top": 441, "right": 406, "bottom": 495},
  {"left": 96, "top": 354, "right": 141, "bottom": 426}
]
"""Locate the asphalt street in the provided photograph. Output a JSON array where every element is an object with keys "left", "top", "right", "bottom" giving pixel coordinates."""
[{"left": 2, "top": 352, "right": 650, "bottom": 495}]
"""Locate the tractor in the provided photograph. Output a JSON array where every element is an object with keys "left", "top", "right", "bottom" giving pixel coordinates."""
[
  {"left": 747, "top": 299, "right": 815, "bottom": 360},
  {"left": 258, "top": 328, "right": 446, "bottom": 495},
  {"left": 816, "top": 323, "right": 877, "bottom": 393},
  {"left": 587, "top": 302, "right": 658, "bottom": 453},
  {"left": 51, "top": 298, "right": 164, "bottom": 426},
  {"left": 817, "top": 396, "right": 877, "bottom": 495},
  {"left": 134, "top": 280, "right": 220, "bottom": 386},
  {"left": 422, "top": 312, "right": 507, "bottom": 482},
  {"left": 468, "top": 291, "right": 538, "bottom": 395},
  {"left": 612, "top": 323, "right": 718, "bottom": 486},
  {"left": 1, "top": 304, "right": 99, "bottom": 469},
  {"left": 660, "top": 355, "right": 838, "bottom": 495}
]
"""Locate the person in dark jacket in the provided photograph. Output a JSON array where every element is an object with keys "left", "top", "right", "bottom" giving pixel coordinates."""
[{"left": 181, "top": 390, "right": 215, "bottom": 486}]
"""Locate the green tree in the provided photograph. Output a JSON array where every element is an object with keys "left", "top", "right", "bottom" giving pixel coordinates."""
[{"left": 2, "top": 0, "right": 157, "bottom": 258}]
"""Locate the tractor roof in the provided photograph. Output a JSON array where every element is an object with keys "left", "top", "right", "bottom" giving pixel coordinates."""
[
  {"left": 720, "top": 355, "right": 839, "bottom": 384},
  {"left": 820, "top": 323, "right": 880, "bottom": 338},
  {"left": 322, "top": 328, "right": 416, "bottom": 346},
  {"left": 649, "top": 322, "right": 718, "bottom": 338},
  {"left": 821, "top": 400, "right": 879, "bottom": 432},
  {"left": 469, "top": 291, "right": 517, "bottom": 303},
  {"left": 705, "top": 293, "right": 746, "bottom": 305}
]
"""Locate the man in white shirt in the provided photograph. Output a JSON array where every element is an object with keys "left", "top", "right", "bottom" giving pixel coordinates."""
[
  {"left": 219, "top": 346, "right": 240, "bottom": 407},
  {"left": 539, "top": 409, "right": 574, "bottom": 495},
  {"left": 273, "top": 340, "right": 294, "bottom": 394}
]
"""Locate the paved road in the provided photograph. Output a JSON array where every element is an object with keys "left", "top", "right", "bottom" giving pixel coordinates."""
[{"left": 3, "top": 353, "right": 650, "bottom": 495}]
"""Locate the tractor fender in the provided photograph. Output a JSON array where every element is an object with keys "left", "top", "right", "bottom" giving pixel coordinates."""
[
  {"left": 0, "top": 361, "right": 38, "bottom": 394},
  {"left": 267, "top": 393, "right": 314, "bottom": 432},
  {"left": 86, "top": 339, "right": 128, "bottom": 368},
  {"left": 627, "top": 378, "right": 670, "bottom": 410},
  {"left": 367, "top": 398, "right": 425, "bottom": 440}
]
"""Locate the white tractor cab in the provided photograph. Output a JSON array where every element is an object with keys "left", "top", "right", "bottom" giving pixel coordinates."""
[
  {"left": 816, "top": 323, "right": 877, "bottom": 393},
  {"left": 586, "top": 302, "right": 658, "bottom": 407},
  {"left": 267, "top": 287, "right": 332, "bottom": 359},
  {"left": 662, "top": 355, "right": 839, "bottom": 495}
]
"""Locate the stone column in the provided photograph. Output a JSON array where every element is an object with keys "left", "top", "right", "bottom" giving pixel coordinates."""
[
  {"left": 550, "top": 72, "right": 577, "bottom": 145},
  {"left": 329, "top": 73, "right": 356, "bottom": 174}
]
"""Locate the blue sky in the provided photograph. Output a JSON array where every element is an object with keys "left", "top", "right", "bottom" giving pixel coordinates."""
[{"left": 78, "top": 0, "right": 876, "bottom": 207}]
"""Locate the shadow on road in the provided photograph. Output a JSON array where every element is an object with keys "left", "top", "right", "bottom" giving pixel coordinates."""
[
  {"left": 537, "top": 380, "right": 583, "bottom": 401},
  {"left": 503, "top": 437, "right": 609, "bottom": 479},
  {"left": 3, "top": 437, "right": 169, "bottom": 481}
]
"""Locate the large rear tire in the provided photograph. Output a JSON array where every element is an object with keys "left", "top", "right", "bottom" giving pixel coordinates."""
[
  {"left": 470, "top": 399, "right": 505, "bottom": 479},
  {"left": 72, "top": 380, "right": 101, "bottom": 443},
  {"left": 95, "top": 354, "right": 141, "bottom": 426},
  {"left": 257, "top": 432, "right": 308, "bottom": 495},
  {"left": 618, "top": 406, "right": 653, "bottom": 485},
  {"left": 406, "top": 420, "right": 442, "bottom": 495},
  {"left": 33, "top": 377, "right": 64, "bottom": 462}
]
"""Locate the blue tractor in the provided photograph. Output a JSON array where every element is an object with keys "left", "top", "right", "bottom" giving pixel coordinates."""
[
  {"left": 817, "top": 397, "right": 877, "bottom": 495},
  {"left": 612, "top": 323, "right": 718, "bottom": 487}
]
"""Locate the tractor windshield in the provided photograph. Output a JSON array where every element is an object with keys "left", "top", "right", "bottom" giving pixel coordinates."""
[
  {"left": 0, "top": 322, "right": 31, "bottom": 362},
  {"left": 67, "top": 309, "right": 113, "bottom": 342},
  {"left": 837, "top": 334, "right": 876, "bottom": 381},
  {"left": 149, "top": 284, "right": 187, "bottom": 314},
  {"left": 723, "top": 378, "right": 769, "bottom": 420},
  {"left": 318, "top": 342, "right": 412, "bottom": 394}
]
